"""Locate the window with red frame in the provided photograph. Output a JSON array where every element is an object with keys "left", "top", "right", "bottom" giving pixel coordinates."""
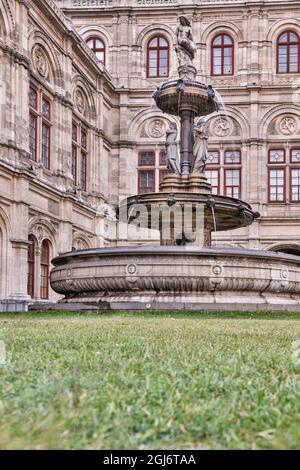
[
  {"left": 206, "top": 169, "right": 220, "bottom": 194},
  {"left": 40, "top": 240, "right": 50, "bottom": 300},
  {"left": 27, "top": 235, "right": 36, "bottom": 298},
  {"left": 277, "top": 31, "right": 300, "bottom": 74},
  {"left": 138, "top": 151, "right": 155, "bottom": 193},
  {"left": 72, "top": 123, "right": 78, "bottom": 182},
  {"left": 268, "top": 149, "right": 286, "bottom": 203},
  {"left": 41, "top": 97, "right": 51, "bottom": 169},
  {"left": 72, "top": 122, "right": 88, "bottom": 190},
  {"left": 225, "top": 169, "right": 241, "bottom": 198},
  {"left": 86, "top": 37, "right": 105, "bottom": 64},
  {"left": 206, "top": 149, "right": 241, "bottom": 197},
  {"left": 29, "top": 86, "right": 52, "bottom": 169},
  {"left": 147, "top": 36, "right": 169, "bottom": 78},
  {"left": 291, "top": 168, "right": 300, "bottom": 202},
  {"left": 269, "top": 168, "right": 285, "bottom": 202},
  {"left": 290, "top": 149, "right": 300, "bottom": 202},
  {"left": 29, "top": 87, "right": 38, "bottom": 161},
  {"left": 212, "top": 34, "right": 234, "bottom": 76}
]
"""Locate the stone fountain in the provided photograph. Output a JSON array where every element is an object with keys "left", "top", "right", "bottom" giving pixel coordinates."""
[{"left": 50, "top": 17, "right": 300, "bottom": 311}]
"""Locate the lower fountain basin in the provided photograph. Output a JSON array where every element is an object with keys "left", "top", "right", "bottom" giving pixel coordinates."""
[{"left": 50, "top": 246, "right": 300, "bottom": 311}]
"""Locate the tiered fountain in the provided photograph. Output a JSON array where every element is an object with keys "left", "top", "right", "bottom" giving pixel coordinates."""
[{"left": 50, "top": 17, "right": 300, "bottom": 311}]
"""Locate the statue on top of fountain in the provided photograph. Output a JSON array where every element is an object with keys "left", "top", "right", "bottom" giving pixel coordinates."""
[{"left": 175, "top": 16, "right": 197, "bottom": 80}]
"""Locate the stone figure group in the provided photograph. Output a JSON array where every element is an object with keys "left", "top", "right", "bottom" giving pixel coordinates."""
[{"left": 165, "top": 119, "right": 208, "bottom": 176}]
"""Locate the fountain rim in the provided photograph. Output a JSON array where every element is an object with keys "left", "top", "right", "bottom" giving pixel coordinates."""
[{"left": 52, "top": 246, "right": 300, "bottom": 266}]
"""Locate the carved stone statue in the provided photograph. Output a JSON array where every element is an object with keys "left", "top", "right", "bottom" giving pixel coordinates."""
[
  {"left": 175, "top": 16, "right": 197, "bottom": 79},
  {"left": 166, "top": 123, "right": 181, "bottom": 174},
  {"left": 192, "top": 118, "right": 208, "bottom": 175}
]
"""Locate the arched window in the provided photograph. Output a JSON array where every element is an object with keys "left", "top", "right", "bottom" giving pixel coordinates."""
[
  {"left": 86, "top": 37, "right": 105, "bottom": 64},
  {"left": 277, "top": 31, "right": 300, "bottom": 74},
  {"left": 27, "top": 236, "right": 36, "bottom": 298},
  {"left": 40, "top": 240, "right": 50, "bottom": 300},
  {"left": 147, "top": 36, "right": 169, "bottom": 78},
  {"left": 211, "top": 34, "right": 234, "bottom": 76}
]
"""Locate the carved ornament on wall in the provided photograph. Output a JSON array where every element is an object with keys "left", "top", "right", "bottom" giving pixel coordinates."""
[{"left": 32, "top": 46, "right": 49, "bottom": 79}]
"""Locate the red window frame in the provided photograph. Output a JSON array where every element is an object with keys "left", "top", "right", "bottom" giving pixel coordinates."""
[
  {"left": 40, "top": 240, "right": 50, "bottom": 300},
  {"left": 27, "top": 236, "right": 35, "bottom": 298},
  {"left": 147, "top": 35, "right": 170, "bottom": 79},
  {"left": 138, "top": 169, "right": 155, "bottom": 194},
  {"left": 29, "top": 87, "right": 38, "bottom": 161},
  {"left": 86, "top": 36, "right": 106, "bottom": 65},
  {"left": 224, "top": 168, "right": 241, "bottom": 199},
  {"left": 72, "top": 122, "right": 78, "bottom": 182},
  {"left": 290, "top": 167, "right": 300, "bottom": 203},
  {"left": 80, "top": 150, "right": 87, "bottom": 192},
  {"left": 277, "top": 31, "right": 300, "bottom": 74},
  {"left": 268, "top": 167, "right": 286, "bottom": 203},
  {"left": 268, "top": 148, "right": 286, "bottom": 164},
  {"left": 138, "top": 151, "right": 155, "bottom": 166},
  {"left": 224, "top": 149, "right": 242, "bottom": 165},
  {"left": 290, "top": 147, "right": 300, "bottom": 164},
  {"left": 41, "top": 97, "right": 51, "bottom": 170},
  {"left": 211, "top": 33, "right": 234, "bottom": 76},
  {"left": 206, "top": 168, "right": 220, "bottom": 195},
  {"left": 207, "top": 149, "right": 221, "bottom": 165}
]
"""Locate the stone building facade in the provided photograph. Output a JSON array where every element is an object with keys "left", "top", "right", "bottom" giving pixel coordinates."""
[{"left": 1, "top": 0, "right": 300, "bottom": 310}]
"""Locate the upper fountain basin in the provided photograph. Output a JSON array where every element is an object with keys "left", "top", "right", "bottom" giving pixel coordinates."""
[{"left": 155, "top": 80, "right": 217, "bottom": 116}]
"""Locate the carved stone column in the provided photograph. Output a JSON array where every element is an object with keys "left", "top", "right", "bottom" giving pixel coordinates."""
[{"left": 180, "top": 109, "right": 195, "bottom": 176}]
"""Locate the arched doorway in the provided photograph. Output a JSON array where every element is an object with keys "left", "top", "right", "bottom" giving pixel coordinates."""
[
  {"left": 27, "top": 235, "right": 36, "bottom": 298},
  {"left": 40, "top": 240, "right": 50, "bottom": 300}
]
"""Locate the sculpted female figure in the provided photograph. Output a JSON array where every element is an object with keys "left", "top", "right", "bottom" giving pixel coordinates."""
[
  {"left": 193, "top": 118, "right": 208, "bottom": 175},
  {"left": 175, "top": 16, "right": 197, "bottom": 66},
  {"left": 165, "top": 123, "right": 181, "bottom": 174}
]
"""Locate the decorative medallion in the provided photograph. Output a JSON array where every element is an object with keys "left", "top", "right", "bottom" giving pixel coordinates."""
[
  {"left": 74, "top": 88, "right": 86, "bottom": 115},
  {"left": 127, "top": 264, "right": 137, "bottom": 275},
  {"left": 281, "top": 269, "right": 289, "bottom": 280},
  {"left": 212, "top": 117, "right": 232, "bottom": 137},
  {"left": 148, "top": 119, "right": 165, "bottom": 138},
  {"left": 278, "top": 116, "right": 297, "bottom": 136},
  {"left": 32, "top": 46, "right": 49, "bottom": 79},
  {"left": 212, "top": 265, "right": 223, "bottom": 276}
]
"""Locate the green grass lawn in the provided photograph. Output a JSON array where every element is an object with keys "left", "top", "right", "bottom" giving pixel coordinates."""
[{"left": 1, "top": 310, "right": 300, "bottom": 450}]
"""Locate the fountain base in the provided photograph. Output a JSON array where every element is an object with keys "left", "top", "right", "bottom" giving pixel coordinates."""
[{"left": 50, "top": 247, "right": 300, "bottom": 311}]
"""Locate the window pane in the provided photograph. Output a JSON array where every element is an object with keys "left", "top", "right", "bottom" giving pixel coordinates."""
[
  {"left": 269, "top": 149, "right": 285, "bottom": 163},
  {"left": 40, "top": 241, "right": 49, "bottom": 300},
  {"left": 223, "top": 35, "right": 233, "bottom": 45},
  {"left": 42, "top": 98, "right": 51, "bottom": 120},
  {"left": 41, "top": 123, "right": 50, "bottom": 169},
  {"left": 81, "top": 152, "right": 87, "bottom": 191},
  {"left": 279, "top": 33, "right": 288, "bottom": 43},
  {"left": 72, "top": 123, "right": 77, "bottom": 142},
  {"left": 290, "top": 33, "right": 298, "bottom": 42},
  {"left": 206, "top": 170, "right": 219, "bottom": 194},
  {"left": 159, "top": 37, "right": 168, "bottom": 47},
  {"left": 225, "top": 150, "right": 241, "bottom": 164},
  {"left": 213, "top": 35, "right": 222, "bottom": 46},
  {"left": 138, "top": 151, "right": 155, "bottom": 166},
  {"left": 72, "top": 145, "right": 77, "bottom": 181},
  {"left": 29, "top": 88, "right": 38, "bottom": 110},
  {"left": 29, "top": 114, "right": 37, "bottom": 161},
  {"left": 96, "top": 52, "right": 104, "bottom": 62},
  {"left": 139, "top": 170, "right": 154, "bottom": 193},
  {"left": 291, "top": 149, "right": 300, "bottom": 163},
  {"left": 149, "top": 37, "right": 158, "bottom": 48},
  {"left": 207, "top": 151, "right": 220, "bottom": 165}
]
